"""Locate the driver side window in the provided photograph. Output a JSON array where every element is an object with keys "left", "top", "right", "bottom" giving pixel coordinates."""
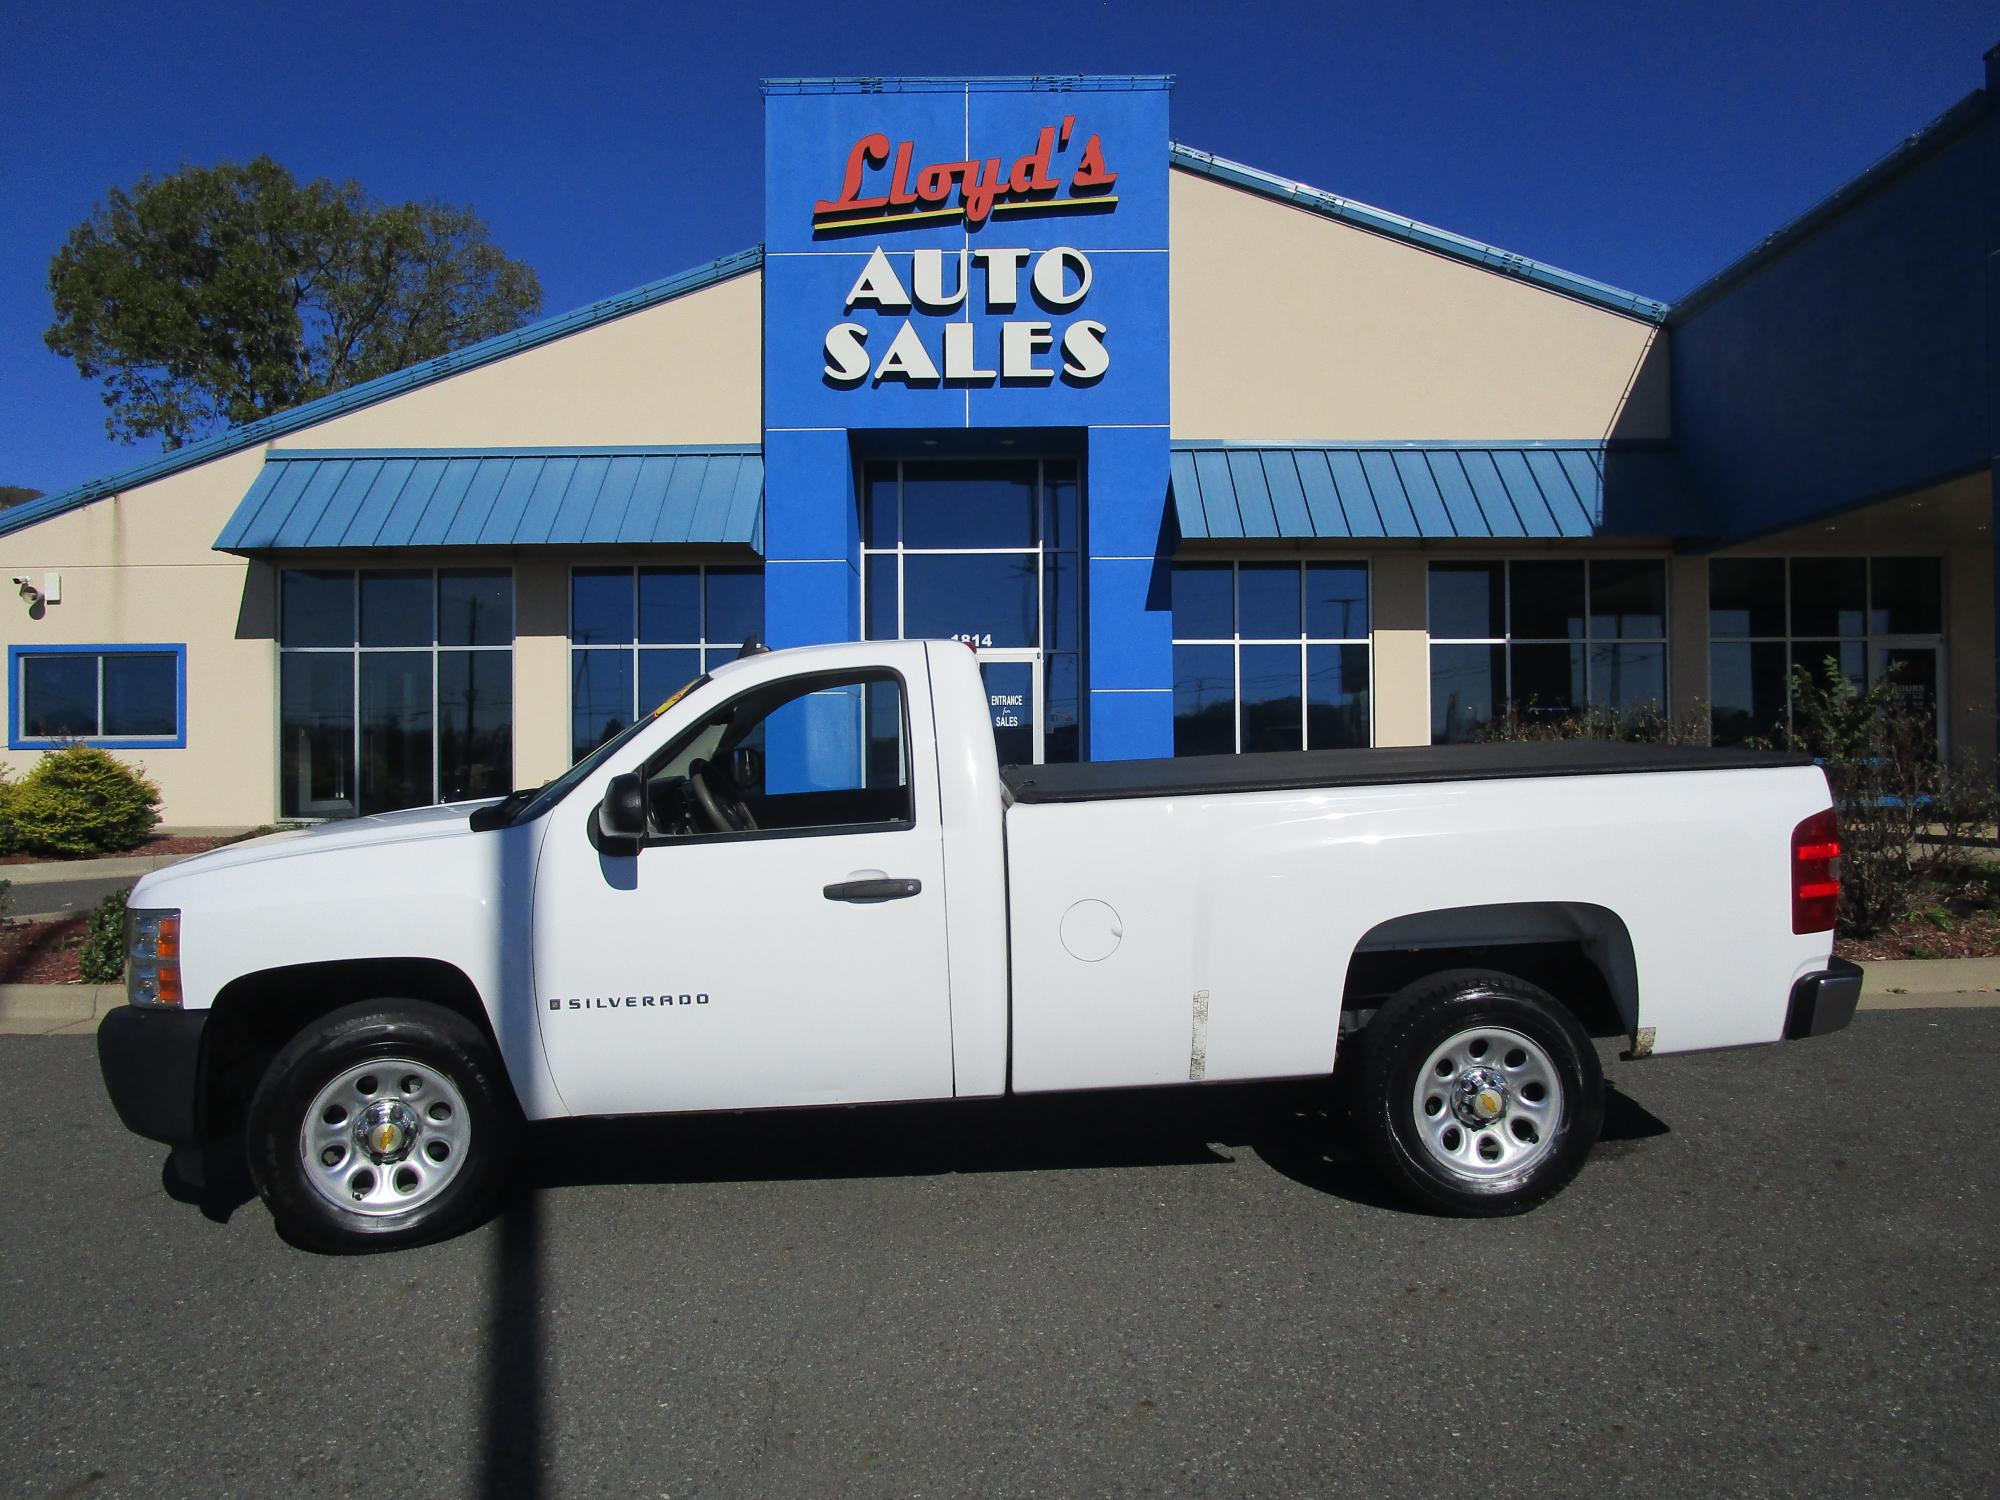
[{"left": 647, "top": 670, "right": 912, "bottom": 838}]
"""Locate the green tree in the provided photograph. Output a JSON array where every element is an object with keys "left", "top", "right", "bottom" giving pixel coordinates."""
[{"left": 45, "top": 157, "right": 542, "bottom": 448}]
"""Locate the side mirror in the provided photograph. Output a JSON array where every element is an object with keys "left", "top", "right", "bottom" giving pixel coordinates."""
[{"left": 597, "top": 772, "right": 647, "bottom": 842}]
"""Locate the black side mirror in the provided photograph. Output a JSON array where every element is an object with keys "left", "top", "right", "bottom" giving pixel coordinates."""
[{"left": 598, "top": 772, "right": 647, "bottom": 841}]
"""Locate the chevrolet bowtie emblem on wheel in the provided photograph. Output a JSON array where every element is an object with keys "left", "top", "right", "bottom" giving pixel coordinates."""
[{"left": 372, "top": 1122, "right": 402, "bottom": 1154}]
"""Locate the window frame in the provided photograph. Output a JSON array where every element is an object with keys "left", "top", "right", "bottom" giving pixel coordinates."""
[
  {"left": 568, "top": 562, "right": 765, "bottom": 764},
  {"left": 276, "top": 567, "right": 516, "bottom": 817},
  {"left": 1705, "top": 553, "right": 1947, "bottom": 748},
  {"left": 634, "top": 666, "right": 921, "bottom": 849},
  {"left": 1426, "top": 556, "right": 1671, "bottom": 743},
  {"left": 1169, "top": 558, "right": 1374, "bottom": 754},
  {"left": 9, "top": 643, "right": 187, "bottom": 750}
]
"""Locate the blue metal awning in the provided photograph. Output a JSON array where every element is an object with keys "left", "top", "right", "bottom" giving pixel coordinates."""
[
  {"left": 1170, "top": 442, "right": 1713, "bottom": 542},
  {"left": 214, "top": 447, "right": 765, "bottom": 553}
]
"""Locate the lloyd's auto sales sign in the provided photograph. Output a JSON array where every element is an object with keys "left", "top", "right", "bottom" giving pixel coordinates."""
[
  {"left": 812, "top": 115, "right": 1117, "bottom": 389},
  {"left": 762, "top": 78, "right": 1169, "bottom": 431}
]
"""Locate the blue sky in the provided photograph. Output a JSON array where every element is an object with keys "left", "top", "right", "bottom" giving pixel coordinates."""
[{"left": 3, "top": 0, "right": 1995, "bottom": 495}]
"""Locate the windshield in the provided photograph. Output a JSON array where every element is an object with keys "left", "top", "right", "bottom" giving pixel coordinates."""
[{"left": 501, "top": 674, "right": 711, "bottom": 828}]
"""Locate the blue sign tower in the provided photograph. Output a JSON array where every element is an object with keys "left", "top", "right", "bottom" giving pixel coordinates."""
[{"left": 762, "top": 76, "right": 1174, "bottom": 761}]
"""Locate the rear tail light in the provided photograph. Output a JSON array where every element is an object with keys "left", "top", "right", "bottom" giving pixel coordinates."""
[{"left": 1791, "top": 808, "right": 1841, "bottom": 934}]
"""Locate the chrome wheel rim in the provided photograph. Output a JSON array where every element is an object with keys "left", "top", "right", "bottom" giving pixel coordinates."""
[
  {"left": 299, "top": 1057, "right": 471, "bottom": 1217},
  {"left": 1410, "top": 1026, "right": 1562, "bottom": 1181}
]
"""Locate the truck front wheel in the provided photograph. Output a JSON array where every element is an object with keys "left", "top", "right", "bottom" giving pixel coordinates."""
[
  {"left": 1353, "top": 968, "right": 1603, "bottom": 1216},
  {"left": 245, "top": 1000, "right": 517, "bottom": 1252}
]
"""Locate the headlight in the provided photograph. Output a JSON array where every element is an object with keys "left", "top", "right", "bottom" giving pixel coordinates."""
[{"left": 126, "top": 907, "right": 183, "bottom": 1007}]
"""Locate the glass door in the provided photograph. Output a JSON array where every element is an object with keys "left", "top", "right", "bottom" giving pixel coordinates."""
[
  {"left": 859, "top": 456, "right": 1082, "bottom": 764},
  {"left": 1873, "top": 642, "right": 1944, "bottom": 753},
  {"left": 974, "top": 649, "right": 1042, "bottom": 766}
]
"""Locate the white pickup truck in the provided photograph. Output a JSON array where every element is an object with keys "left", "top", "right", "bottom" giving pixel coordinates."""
[{"left": 98, "top": 638, "right": 1860, "bottom": 1250}]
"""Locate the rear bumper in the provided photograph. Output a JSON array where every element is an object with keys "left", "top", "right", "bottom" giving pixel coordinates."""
[
  {"left": 96, "top": 1005, "right": 207, "bottom": 1146},
  {"left": 1784, "top": 957, "right": 1864, "bottom": 1040}
]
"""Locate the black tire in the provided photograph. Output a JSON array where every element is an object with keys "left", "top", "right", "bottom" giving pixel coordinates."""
[
  {"left": 245, "top": 999, "right": 517, "bottom": 1252},
  {"left": 1352, "top": 968, "right": 1603, "bottom": 1216}
]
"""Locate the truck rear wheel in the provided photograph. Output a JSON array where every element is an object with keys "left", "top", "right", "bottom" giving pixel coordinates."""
[
  {"left": 1353, "top": 968, "right": 1603, "bottom": 1216},
  {"left": 245, "top": 1000, "right": 516, "bottom": 1252}
]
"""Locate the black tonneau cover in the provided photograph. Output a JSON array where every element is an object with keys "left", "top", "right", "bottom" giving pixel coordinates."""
[{"left": 1000, "top": 741, "right": 1816, "bottom": 805}]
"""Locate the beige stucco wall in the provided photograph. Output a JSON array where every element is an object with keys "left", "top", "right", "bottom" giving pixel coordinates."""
[
  {"left": 0, "top": 449, "right": 274, "bottom": 825},
  {"left": 273, "top": 272, "right": 763, "bottom": 450},
  {"left": 1367, "top": 554, "right": 1430, "bottom": 746},
  {"left": 1169, "top": 169, "right": 1669, "bottom": 442},
  {"left": 1, "top": 272, "right": 764, "bottom": 824}
]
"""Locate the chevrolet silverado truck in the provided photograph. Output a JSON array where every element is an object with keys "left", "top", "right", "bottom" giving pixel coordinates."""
[{"left": 98, "top": 638, "right": 1861, "bottom": 1250}]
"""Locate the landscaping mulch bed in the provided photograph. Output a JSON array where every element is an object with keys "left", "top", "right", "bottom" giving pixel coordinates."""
[
  {"left": 0, "top": 916, "right": 91, "bottom": 984},
  {"left": 0, "top": 833, "right": 237, "bottom": 867},
  {"left": 1838, "top": 909, "right": 2000, "bottom": 962}
]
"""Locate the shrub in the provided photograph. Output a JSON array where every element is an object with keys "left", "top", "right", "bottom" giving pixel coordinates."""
[
  {"left": 8, "top": 745, "right": 161, "bottom": 857},
  {"left": 78, "top": 888, "right": 128, "bottom": 984},
  {"left": 1780, "top": 657, "right": 1999, "bottom": 937},
  {"left": 1471, "top": 700, "right": 1712, "bottom": 746},
  {"left": 0, "top": 764, "right": 16, "bottom": 855}
]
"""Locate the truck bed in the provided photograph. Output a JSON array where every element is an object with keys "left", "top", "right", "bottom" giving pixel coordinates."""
[{"left": 1000, "top": 741, "right": 1815, "bottom": 804}]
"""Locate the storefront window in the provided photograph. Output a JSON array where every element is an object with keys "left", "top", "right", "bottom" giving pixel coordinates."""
[
  {"left": 1428, "top": 559, "right": 1667, "bottom": 743},
  {"left": 569, "top": 565, "right": 764, "bottom": 761},
  {"left": 1708, "top": 556, "right": 1944, "bottom": 746},
  {"left": 278, "top": 569, "right": 513, "bottom": 817},
  {"left": 861, "top": 458, "right": 1081, "bottom": 764},
  {"left": 1171, "top": 561, "right": 1371, "bottom": 755}
]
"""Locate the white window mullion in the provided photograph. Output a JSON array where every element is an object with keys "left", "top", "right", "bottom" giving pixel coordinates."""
[
  {"left": 1232, "top": 639, "right": 1242, "bottom": 754},
  {"left": 431, "top": 568, "right": 442, "bottom": 804}
]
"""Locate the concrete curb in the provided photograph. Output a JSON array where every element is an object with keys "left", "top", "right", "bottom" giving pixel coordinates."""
[
  {"left": 0, "top": 830, "right": 262, "bottom": 887},
  {"left": 1, "top": 852, "right": 201, "bottom": 886},
  {"left": 0, "top": 985, "right": 127, "bottom": 1036},
  {"left": 3, "top": 969, "right": 1998, "bottom": 1037},
  {"left": 1860, "top": 956, "right": 2000, "bottom": 997}
]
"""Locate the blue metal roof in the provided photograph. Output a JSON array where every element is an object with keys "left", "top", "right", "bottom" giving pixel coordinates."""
[
  {"left": 1168, "top": 145, "right": 1669, "bottom": 323},
  {"left": 1170, "top": 442, "right": 1713, "bottom": 542},
  {"left": 0, "top": 248, "right": 764, "bottom": 543},
  {"left": 213, "top": 447, "right": 764, "bottom": 554}
]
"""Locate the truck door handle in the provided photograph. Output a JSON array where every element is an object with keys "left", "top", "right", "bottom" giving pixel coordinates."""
[{"left": 823, "top": 877, "right": 922, "bottom": 903}]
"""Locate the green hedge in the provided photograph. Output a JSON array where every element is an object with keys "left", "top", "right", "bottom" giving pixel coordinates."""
[
  {"left": 7, "top": 746, "right": 161, "bottom": 857},
  {"left": 78, "top": 889, "right": 128, "bottom": 984}
]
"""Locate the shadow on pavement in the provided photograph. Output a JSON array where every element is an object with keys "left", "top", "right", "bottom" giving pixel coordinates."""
[
  {"left": 159, "top": 1136, "right": 255, "bottom": 1223},
  {"left": 1593, "top": 1079, "right": 1672, "bottom": 1158},
  {"left": 478, "top": 1192, "right": 546, "bottom": 1500},
  {"left": 514, "top": 1087, "right": 1270, "bottom": 1192},
  {"left": 154, "top": 1079, "right": 1674, "bottom": 1235}
]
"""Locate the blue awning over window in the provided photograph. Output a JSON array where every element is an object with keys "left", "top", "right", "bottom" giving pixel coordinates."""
[
  {"left": 1170, "top": 443, "right": 1712, "bottom": 542},
  {"left": 214, "top": 447, "right": 764, "bottom": 553}
]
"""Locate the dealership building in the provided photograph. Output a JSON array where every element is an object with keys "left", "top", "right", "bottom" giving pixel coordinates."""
[{"left": 3, "top": 60, "right": 1996, "bottom": 825}]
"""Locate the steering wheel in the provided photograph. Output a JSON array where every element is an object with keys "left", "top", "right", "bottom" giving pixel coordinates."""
[{"left": 687, "top": 758, "right": 758, "bottom": 834}]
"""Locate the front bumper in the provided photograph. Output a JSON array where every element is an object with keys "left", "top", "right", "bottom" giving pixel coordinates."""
[
  {"left": 96, "top": 1005, "right": 208, "bottom": 1146},
  {"left": 1784, "top": 957, "right": 1864, "bottom": 1040}
]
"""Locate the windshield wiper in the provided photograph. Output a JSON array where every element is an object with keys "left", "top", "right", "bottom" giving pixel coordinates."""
[{"left": 467, "top": 786, "right": 543, "bottom": 832}]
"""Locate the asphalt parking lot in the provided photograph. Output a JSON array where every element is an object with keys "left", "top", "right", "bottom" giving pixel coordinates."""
[{"left": 4, "top": 1010, "right": 1996, "bottom": 1499}]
